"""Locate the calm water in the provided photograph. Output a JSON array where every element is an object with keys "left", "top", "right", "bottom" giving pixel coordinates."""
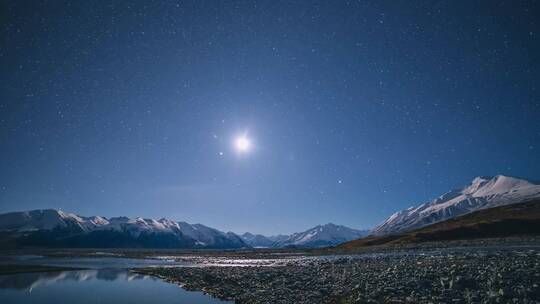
[
  {"left": 0, "top": 255, "right": 191, "bottom": 269},
  {"left": 0, "top": 257, "right": 229, "bottom": 304}
]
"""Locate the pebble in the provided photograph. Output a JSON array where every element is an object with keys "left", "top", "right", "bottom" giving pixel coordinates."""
[{"left": 135, "top": 248, "right": 540, "bottom": 303}]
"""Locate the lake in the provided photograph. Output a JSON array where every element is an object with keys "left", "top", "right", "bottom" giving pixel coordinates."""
[{"left": 0, "top": 256, "right": 230, "bottom": 304}]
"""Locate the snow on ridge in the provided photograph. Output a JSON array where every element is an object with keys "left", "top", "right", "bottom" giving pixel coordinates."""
[
  {"left": 240, "top": 223, "right": 368, "bottom": 248},
  {"left": 0, "top": 209, "right": 239, "bottom": 244},
  {"left": 0, "top": 209, "right": 246, "bottom": 248},
  {"left": 372, "top": 175, "right": 540, "bottom": 236},
  {"left": 276, "top": 223, "right": 368, "bottom": 247}
]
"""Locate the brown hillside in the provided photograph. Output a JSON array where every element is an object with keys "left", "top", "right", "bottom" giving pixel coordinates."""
[{"left": 338, "top": 199, "right": 540, "bottom": 250}]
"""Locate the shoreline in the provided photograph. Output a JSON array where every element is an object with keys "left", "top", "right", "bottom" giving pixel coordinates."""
[
  {"left": 0, "top": 264, "right": 86, "bottom": 275},
  {"left": 133, "top": 240, "right": 540, "bottom": 303},
  {"left": 1, "top": 237, "right": 539, "bottom": 302}
]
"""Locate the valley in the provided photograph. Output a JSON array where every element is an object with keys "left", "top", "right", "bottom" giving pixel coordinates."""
[
  {"left": 2, "top": 175, "right": 540, "bottom": 303},
  {"left": 1, "top": 236, "right": 539, "bottom": 303}
]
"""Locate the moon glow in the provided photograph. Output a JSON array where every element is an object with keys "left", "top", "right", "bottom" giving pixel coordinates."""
[{"left": 234, "top": 136, "right": 251, "bottom": 153}]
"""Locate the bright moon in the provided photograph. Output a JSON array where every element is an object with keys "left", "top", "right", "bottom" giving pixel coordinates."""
[{"left": 235, "top": 136, "right": 251, "bottom": 152}]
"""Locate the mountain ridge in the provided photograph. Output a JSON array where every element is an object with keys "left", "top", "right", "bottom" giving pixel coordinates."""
[
  {"left": 2, "top": 175, "right": 539, "bottom": 249},
  {"left": 339, "top": 198, "right": 540, "bottom": 249},
  {"left": 0, "top": 210, "right": 366, "bottom": 249},
  {"left": 0, "top": 209, "right": 247, "bottom": 249},
  {"left": 241, "top": 223, "right": 369, "bottom": 248},
  {"left": 371, "top": 175, "right": 540, "bottom": 236}
]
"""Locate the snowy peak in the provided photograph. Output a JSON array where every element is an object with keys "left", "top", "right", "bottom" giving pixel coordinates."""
[
  {"left": 462, "top": 176, "right": 491, "bottom": 194},
  {"left": 0, "top": 209, "right": 89, "bottom": 232},
  {"left": 282, "top": 223, "right": 368, "bottom": 247},
  {"left": 372, "top": 175, "right": 540, "bottom": 235},
  {"left": 240, "top": 233, "right": 275, "bottom": 248},
  {"left": 0, "top": 209, "right": 247, "bottom": 249},
  {"left": 242, "top": 223, "right": 369, "bottom": 248},
  {"left": 469, "top": 175, "right": 537, "bottom": 197},
  {"left": 177, "top": 222, "right": 245, "bottom": 247}
]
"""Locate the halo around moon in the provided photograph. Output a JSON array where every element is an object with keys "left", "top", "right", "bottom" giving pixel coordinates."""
[{"left": 234, "top": 136, "right": 251, "bottom": 153}]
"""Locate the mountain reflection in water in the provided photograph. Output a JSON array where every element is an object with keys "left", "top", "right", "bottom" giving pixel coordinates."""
[
  {"left": 0, "top": 269, "right": 146, "bottom": 290},
  {"left": 0, "top": 269, "right": 229, "bottom": 304}
]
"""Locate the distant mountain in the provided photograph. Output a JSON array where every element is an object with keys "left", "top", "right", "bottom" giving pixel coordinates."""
[
  {"left": 241, "top": 232, "right": 276, "bottom": 248},
  {"left": 339, "top": 198, "right": 540, "bottom": 249},
  {"left": 372, "top": 175, "right": 540, "bottom": 236},
  {"left": 241, "top": 223, "right": 369, "bottom": 248},
  {"left": 177, "top": 222, "right": 246, "bottom": 248},
  {"left": 0, "top": 209, "right": 248, "bottom": 249}
]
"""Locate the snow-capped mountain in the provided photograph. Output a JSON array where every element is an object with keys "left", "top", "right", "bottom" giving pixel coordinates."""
[
  {"left": 0, "top": 209, "right": 248, "bottom": 249},
  {"left": 0, "top": 209, "right": 107, "bottom": 232},
  {"left": 177, "top": 222, "right": 246, "bottom": 248},
  {"left": 372, "top": 175, "right": 540, "bottom": 236},
  {"left": 277, "top": 223, "right": 368, "bottom": 248},
  {"left": 242, "top": 223, "right": 369, "bottom": 248},
  {"left": 241, "top": 232, "right": 276, "bottom": 248}
]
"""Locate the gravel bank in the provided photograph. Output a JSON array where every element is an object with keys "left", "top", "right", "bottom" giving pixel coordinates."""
[{"left": 136, "top": 248, "right": 540, "bottom": 303}]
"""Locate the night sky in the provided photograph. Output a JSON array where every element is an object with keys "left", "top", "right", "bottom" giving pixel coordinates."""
[{"left": 1, "top": 1, "right": 539, "bottom": 235}]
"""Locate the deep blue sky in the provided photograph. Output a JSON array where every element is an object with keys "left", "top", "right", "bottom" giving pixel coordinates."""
[{"left": 1, "top": 1, "right": 539, "bottom": 235}]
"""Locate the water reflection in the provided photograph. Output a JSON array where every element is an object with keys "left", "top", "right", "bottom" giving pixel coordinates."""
[
  {"left": 0, "top": 269, "right": 229, "bottom": 303},
  {"left": 0, "top": 256, "right": 189, "bottom": 269},
  {"left": 0, "top": 269, "right": 150, "bottom": 291}
]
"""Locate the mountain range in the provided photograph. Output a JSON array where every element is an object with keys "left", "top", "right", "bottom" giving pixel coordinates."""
[
  {"left": 1, "top": 175, "right": 539, "bottom": 250},
  {"left": 339, "top": 198, "right": 540, "bottom": 249},
  {"left": 241, "top": 223, "right": 369, "bottom": 248},
  {"left": 0, "top": 210, "right": 366, "bottom": 249},
  {"left": 372, "top": 175, "right": 540, "bottom": 235},
  {"left": 0, "top": 210, "right": 246, "bottom": 249}
]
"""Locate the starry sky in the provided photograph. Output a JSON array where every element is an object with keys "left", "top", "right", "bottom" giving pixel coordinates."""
[{"left": 1, "top": 1, "right": 539, "bottom": 235}]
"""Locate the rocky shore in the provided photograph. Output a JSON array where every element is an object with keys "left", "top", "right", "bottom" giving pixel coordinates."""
[{"left": 136, "top": 247, "right": 540, "bottom": 303}]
